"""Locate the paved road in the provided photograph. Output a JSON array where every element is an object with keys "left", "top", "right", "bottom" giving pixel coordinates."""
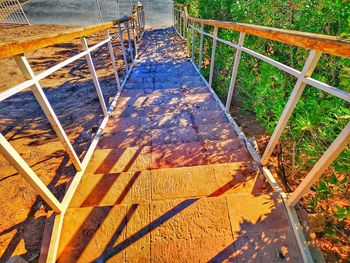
[{"left": 23, "top": 0, "right": 173, "bottom": 26}]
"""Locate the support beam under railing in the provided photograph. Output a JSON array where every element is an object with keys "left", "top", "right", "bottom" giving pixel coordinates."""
[
  {"left": 225, "top": 32, "right": 245, "bottom": 112},
  {"left": 125, "top": 20, "right": 134, "bottom": 63},
  {"left": 118, "top": 23, "right": 129, "bottom": 72},
  {"left": 191, "top": 21, "right": 196, "bottom": 61},
  {"left": 179, "top": 9, "right": 182, "bottom": 36},
  {"left": 198, "top": 23, "right": 204, "bottom": 69},
  {"left": 14, "top": 55, "right": 83, "bottom": 171},
  {"left": 80, "top": 37, "right": 109, "bottom": 117},
  {"left": 287, "top": 122, "right": 350, "bottom": 207},
  {"left": 261, "top": 50, "right": 322, "bottom": 165},
  {"left": 105, "top": 30, "right": 121, "bottom": 89},
  {"left": 208, "top": 26, "right": 218, "bottom": 87},
  {"left": 0, "top": 134, "right": 63, "bottom": 213},
  {"left": 132, "top": 19, "right": 138, "bottom": 58}
]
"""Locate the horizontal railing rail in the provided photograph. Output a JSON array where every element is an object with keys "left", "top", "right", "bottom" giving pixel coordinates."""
[
  {"left": 174, "top": 4, "right": 349, "bottom": 263},
  {"left": 0, "top": 4, "right": 145, "bottom": 262},
  {"left": 0, "top": 16, "right": 134, "bottom": 59}
]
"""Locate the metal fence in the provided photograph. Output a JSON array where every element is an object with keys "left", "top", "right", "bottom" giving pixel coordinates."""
[{"left": 0, "top": 0, "right": 29, "bottom": 24}]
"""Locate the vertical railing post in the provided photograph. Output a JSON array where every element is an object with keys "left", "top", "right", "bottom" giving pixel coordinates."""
[
  {"left": 177, "top": 10, "right": 179, "bottom": 33},
  {"left": 184, "top": 6, "right": 189, "bottom": 57},
  {"left": 225, "top": 32, "right": 245, "bottom": 112},
  {"left": 118, "top": 23, "right": 129, "bottom": 72},
  {"left": 198, "top": 23, "right": 204, "bottom": 69},
  {"left": 138, "top": 7, "right": 142, "bottom": 32},
  {"left": 125, "top": 20, "right": 134, "bottom": 63},
  {"left": 174, "top": 8, "right": 177, "bottom": 31},
  {"left": 209, "top": 26, "right": 218, "bottom": 87},
  {"left": 173, "top": 3, "right": 175, "bottom": 27},
  {"left": 186, "top": 20, "right": 190, "bottom": 57},
  {"left": 137, "top": 7, "right": 141, "bottom": 34},
  {"left": 95, "top": 0, "right": 104, "bottom": 22},
  {"left": 14, "top": 55, "right": 82, "bottom": 171},
  {"left": 177, "top": 9, "right": 179, "bottom": 35},
  {"left": 131, "top": 19, "right": 138, "bottom": 58},
  {"left": 173, "top": 3, "right": 176, "bottom": 28},
  {"left": 191, "top": 21, "right": 196, "bottom": 62},
  {"left": 80, "top": 37, "right": 109, "bottom": 117},
  {"left": 179, "top": 9, "right": 182, "bottom": 36},
  {"left": 182, "top": 10, "right": 186, "bottom": 38},
  {"left": 132, "top": 6, "right": 138, "bottom": 41},
  {"left": 141, "top": 7, "right": 145, "bottom": 31},
  {"left": 105, "top": 30, "right": 121, "bottom": 89},
  {"left": 287, "top": 122, "right": 350, "bottom": 208},
  {"left": 261, "top": 50, "right": 322, "bottom": 165},
  {"left": 141, "top": 8, "right": 144, "bottom": 32},
  {"left": 175, "top": 9, "right": 178, "bottom": 31},
  {"left": 0, "top": 134, "right": 63, "bottom": 213}
]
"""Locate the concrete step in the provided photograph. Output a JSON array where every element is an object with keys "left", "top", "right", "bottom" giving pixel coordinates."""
[
  {"left": 70, "top": 162, "right": 270, "bottom": 208},
  {"left": 57, "top": 192, "right": 300, "bottom": 263},
  {"left": 104, "top": 110, "right": 228, "bottom": 134},
  {"left": 85, "top": 138, "right": 252, "bottom": 174},
  {"left": 114, "top": 91, "right": 222, "bottom": 118},
  {"left": 120, "top": 86, "right": 210, "bottom": 98},
  {"left": 151, "top": 138, "right": 252, "bottom": 170}
]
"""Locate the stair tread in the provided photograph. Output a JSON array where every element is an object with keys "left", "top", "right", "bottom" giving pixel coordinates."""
[
  {"left": 58, "top": 192, "right": 298, "bottom": 263},
  {"left": 86, "top": 138, "right": 252, "bottom": 173},
  {"left": 70, "top": 162, "right": 270, "bottom": 208},
  {"left": 113, "top": 93, "right": 222, "bottom": 117},
  {"left": 98, "top": 123, "right": 238, "bottom": 149}
]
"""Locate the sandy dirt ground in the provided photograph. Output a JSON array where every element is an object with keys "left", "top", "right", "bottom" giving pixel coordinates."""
[{"left": 0, "top": 24, "right": 130, "bottom": 262}]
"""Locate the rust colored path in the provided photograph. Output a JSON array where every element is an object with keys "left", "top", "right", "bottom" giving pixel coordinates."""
[{"left": 56, "top": 28, "right": 302, "bottom": 262}]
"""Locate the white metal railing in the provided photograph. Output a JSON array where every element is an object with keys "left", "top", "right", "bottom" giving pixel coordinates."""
[
  {"left": 0, "top": 0, "right": 29, "bottom": 24},
  {"left": 0, "top": 20, "right": 142, "bottom": 212},
  {"left": 174, "top": 5, "right": 350, "bottom": 263},
  {"left": 0, "top": 5, "right": 145, "bottom": 262}
]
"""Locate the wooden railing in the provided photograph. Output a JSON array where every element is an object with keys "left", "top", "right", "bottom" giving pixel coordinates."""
[
  {"left": 0, "top": 4, "right": 145, "bottom": 262},
  {"left": 174, "top": 4, "right": 350, "bottom": 263}
]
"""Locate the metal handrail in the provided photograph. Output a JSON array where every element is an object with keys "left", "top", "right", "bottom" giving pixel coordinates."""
[{"left": 174, "top": 5, "right": 349, "bottom": 263}]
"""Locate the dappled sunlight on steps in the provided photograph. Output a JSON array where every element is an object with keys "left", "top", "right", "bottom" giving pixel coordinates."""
[{"left": 54, "top": 27, "right": 302, "bottom": 262}]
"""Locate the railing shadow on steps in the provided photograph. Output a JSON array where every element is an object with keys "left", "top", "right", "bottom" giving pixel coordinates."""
[
  {"left": 0, "top": 4, "right": 145, "bottom": 262},
  {"left": 174, "top": 3, "right": 349, "bottom": 263}
]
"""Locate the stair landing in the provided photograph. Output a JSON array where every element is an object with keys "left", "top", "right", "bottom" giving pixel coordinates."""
[{"left": 55, "top": 28, "right": 302, "bottom": 262}]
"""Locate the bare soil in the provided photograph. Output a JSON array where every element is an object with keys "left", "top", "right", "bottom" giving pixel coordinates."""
[{"left": 0, "top": 24, "right": 128, "bottom": 262}]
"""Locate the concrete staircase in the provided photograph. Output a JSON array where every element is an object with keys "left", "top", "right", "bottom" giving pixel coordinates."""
[{"left": 55, "top": 28, "right": 302, "bottom": 262}]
